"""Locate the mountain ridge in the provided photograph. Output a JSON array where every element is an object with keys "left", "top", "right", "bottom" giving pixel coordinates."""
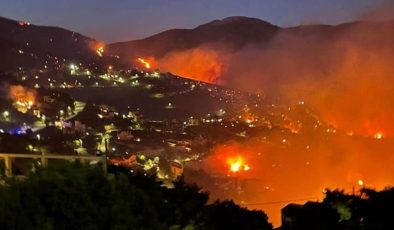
[
  {"left": 1, "top": 15, "right": 394, "bottom": 73},
  {"left": 0, "top": 16, "right": 116, "bottom": 73},
  {"left": 106, "top": 16, "right": 394, "bottom": 64}
]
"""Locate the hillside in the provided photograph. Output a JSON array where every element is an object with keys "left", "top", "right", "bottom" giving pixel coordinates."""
[
  {"left": 107, "top": 16, "right": 280, "bottom": 59},
  {"left": 0, "top": 17, "right": 115, "bottom": 72},
  {"left": 107, "top": 17, "right": 394, "bottom": 68}
]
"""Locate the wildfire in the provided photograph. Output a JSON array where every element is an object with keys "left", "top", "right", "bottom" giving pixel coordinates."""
[
  {"left": 90, "top": 41, "right": 105, "bottom": 57},
  {"left": 157, "top": 48, "right": 222, "bottom": 83},
  {"left": 197, "top": 135, "right": 394, "bottom": 227},
  {"left": 227, "top": 156, "right": 250, "bottom": 173},
  {"left": 137, "top": 58, "right": 151, "bottom": 69},
  {"left": 374, "top": 132, "right": 383, "bottom": 140},
  {"left": 230, "top": 161, "right": 241, "bottom": 172},
  {"left": 96, "top": 46, "right": 104, "bottom": 57},
  {"left": 9, "top": 85, "right": 36, "bottom": 113},
  {"left": 241, "top": 113, "right": 256, "bottom": 124}
]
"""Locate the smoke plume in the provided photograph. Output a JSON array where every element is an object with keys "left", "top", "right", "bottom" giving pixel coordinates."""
[{"left": 167, "top": 7, "right": 394, "bottom": 226}]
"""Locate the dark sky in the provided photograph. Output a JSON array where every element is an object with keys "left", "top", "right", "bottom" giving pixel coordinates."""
[{"left": 0, "top": 0, "right": 391, "bottom": 43}]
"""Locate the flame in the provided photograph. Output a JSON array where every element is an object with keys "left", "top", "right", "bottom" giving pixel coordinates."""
[
  {"left": 374, "top": 132, "right": 383, "bottom": 140},
  {"left": 9, "top": 85, "right": 36, "bottom": 113},
  {"left": 137, "top": 57, "right": 152, "bottom": 69},
  {"left": 230, "top": 161, "right": 241, "bottom": 173},
  {"left": 89, "top": 41, "right": 105, "bottom": 57},
  {"left": 193, "top": 135, "right": 394, "bottom": 227},
  {"left": 157, "top": 47, "right": 223, "bottom": 83},
  {"left": 164, "top": 16, "right": 394, "bottom": 227},
  {"left": 241, "top": 113, "right": 256, "bottom": 124},
  {"left": 96, "top": 46, "right": 104, "bottom": 57},
  {"left": 227, "top": 156, "right": 250, "bottom": 173}
]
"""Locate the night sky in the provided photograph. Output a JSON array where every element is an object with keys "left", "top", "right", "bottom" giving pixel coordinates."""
[{"left": 0, "top": 0, "right": 391, "bottom": 42}]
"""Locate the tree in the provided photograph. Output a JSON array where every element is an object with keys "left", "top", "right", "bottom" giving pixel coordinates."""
[
  {"left": 0, "top": 163, "right": 273, "bottom": 230},
  {"left": 203, "top": 200, "right": 273, "bottom": 230}
]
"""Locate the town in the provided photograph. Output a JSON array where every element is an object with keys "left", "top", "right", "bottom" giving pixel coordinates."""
[{"left": 1, "top": 7, "right": 394, "bottom": 228}]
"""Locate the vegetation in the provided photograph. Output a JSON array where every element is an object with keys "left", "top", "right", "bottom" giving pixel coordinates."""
[
  {"left": 282, "top": 188, "right": 394, "bottom": 230},
  {"left": 0, "top": 163, "right": 272, "bottom": 230}
]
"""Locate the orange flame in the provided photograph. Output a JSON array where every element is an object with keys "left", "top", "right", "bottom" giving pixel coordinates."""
[
  {"left": 9, "top": 85, "right": 36, "bottom": 105},
  {"left": 227, "top": 156, "right": 251, "bottom": 173},
  {"left": 96, "top": 46, "right": 104, "bottom": 57},
  {"left": 89, "top": 41, "right": 105, "bottom": 57},
  {"left": 9, "top": 85, "right": 36, "bottom": 113},
  {"left": 157, "top": 48, "right": 223, "bottom": 83},
  {"left": 137, "top": 57, "right": 152, "bottom": 69},
  {"left": 374, "top": 132, "right": 383, "bottom": 140}
]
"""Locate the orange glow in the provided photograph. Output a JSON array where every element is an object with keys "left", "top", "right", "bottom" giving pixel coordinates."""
[
  {"left": 241, "top": 113, "right": 256, "bottom": 124},
  {"left": 89, "top": 42, "right": 105, "bottom": 57},
  {"left": 9, "top": 85, "right": 36, "bottom": 113},
  {"left": 96, "top": 46, "right": 104, "bottom": 57},
  {"left": 374, "top": 133, "right": 383, "bottom": 140},
  {"left": 230, "top": 161, "right": 241, "bottom": 172},
  {"left": 228, "top": 156, "right": 250, "bottom": 173},
  {"left": 149, "top": 21, "right": 394, "bottom": 138},
  {"left": 157, "top": 47, "right": 223, "bottom": 83},
  {"left": 137, "top": 57, "right": 152, "bottom": 69},
  {"left": 141, "top": 19, "right": 394, "bottom": 226},
  {"left": 194, "top": 134, "right": 394, "bottom": 227}
]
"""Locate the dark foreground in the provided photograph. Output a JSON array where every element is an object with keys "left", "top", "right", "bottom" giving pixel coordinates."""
[
  {"left": 0, "top": 163, "right": 393, "bottom": 230},
  {"left": 0, "top": 163, "right": 271, "bottom": 230}
]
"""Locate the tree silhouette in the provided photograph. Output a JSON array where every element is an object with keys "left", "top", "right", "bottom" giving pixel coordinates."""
[{"left": 0, "top": 162, "right": 273, "bottom": 230}]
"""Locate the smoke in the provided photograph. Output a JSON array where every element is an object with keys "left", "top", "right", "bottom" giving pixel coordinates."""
[
  {"left": 153, "top": 5, "right": 394, "bottom": 226},
  {"left": 158, "top": 19, "right": 394, "bottom": 137},
  {"left": 196, "top": 132, "right": 394, "bottom": 225},
  {"left": 157, "top": 47, "right": 225, "bottom": 83},
  {"left": 361, "top": 2, "right": 394, "bottom": 22},
  {"left": 9, "top": 85, "right": 36, "bottom": 105},
  {"left": 162, "top": 7, "right": 394, "bottom": 227}
]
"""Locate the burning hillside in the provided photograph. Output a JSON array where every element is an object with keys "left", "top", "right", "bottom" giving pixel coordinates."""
[
  {"left": 147, "top": 20, "right": 394, "bottom": 138},
  {"left": 137, "top": 57, "right": 155, "bottom": 70},
  {"left": 1, "top": 5, "right": 394, "bottom": 228},
  {"left": 112, "top": 18, "right": 394, "bottom": 225},
  {"left": 156, "top": 48, "right": 224, "bottom": 83}
]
